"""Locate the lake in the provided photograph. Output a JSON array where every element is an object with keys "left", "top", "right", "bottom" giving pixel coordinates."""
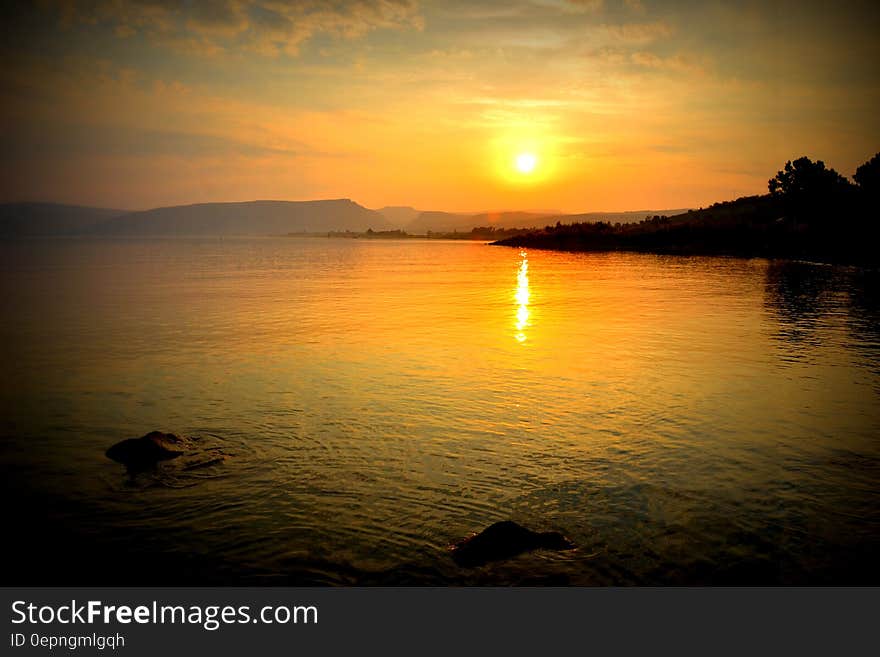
[{"left": 1, "top": 237, "right": 879, "bottom": 584}]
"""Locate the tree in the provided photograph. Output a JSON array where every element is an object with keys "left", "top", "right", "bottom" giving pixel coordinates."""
[
  {"left": 768, "top": 156, "right": 854, "bottom": 223},
  {"left": 768, "top": 156, "right": 852, "bottom": 198},
  {"left": 854, "top": 152, "right": 880, "bottom": 194}
]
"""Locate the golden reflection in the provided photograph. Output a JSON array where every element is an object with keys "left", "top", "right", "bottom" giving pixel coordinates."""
[{"left": 515, "top": 250, "right": 530, "bottom": 342}]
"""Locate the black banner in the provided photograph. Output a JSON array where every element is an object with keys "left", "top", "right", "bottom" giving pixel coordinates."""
[{"left": 1, "top": 588, "right": 876, "bottom": 655}]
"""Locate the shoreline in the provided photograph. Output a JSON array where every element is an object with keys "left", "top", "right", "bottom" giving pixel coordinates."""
[{"left": 490, "top": 239, "right": 880, "bottom": 269}]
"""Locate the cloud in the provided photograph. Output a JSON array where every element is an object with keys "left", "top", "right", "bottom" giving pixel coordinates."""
[
  {"left": 0, "top": 53, "right": 362, "bottom": 168},
  {"left": 598, "top": 20, "right": 671, "bottom": 44},
  {"left": 3, "top": 124, "right": 320, "bottom": 160},
  {"left": 43, "top": 0, "right": 425, "bottom": 56},
  {"left": 630, "top": 51, "right": 703, "bottom": 73},
  {"left": 564, "top": 0, "right": 603, "bottom": 12}
]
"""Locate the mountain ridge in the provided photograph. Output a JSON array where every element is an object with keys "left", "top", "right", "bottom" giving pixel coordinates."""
[
  {"left": 0, "top": 199, "right": 694, "bottom": 238},
  {"left": 89, "top": 198, "right": 393, "bottom": 236}
]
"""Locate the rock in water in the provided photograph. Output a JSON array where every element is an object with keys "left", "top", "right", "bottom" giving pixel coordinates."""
[
  {"left": 451, "top": 520, "right": 575, "bottom": 567},
  {"left": 105, "top": 431, "right": 186, "bottom": 471}
]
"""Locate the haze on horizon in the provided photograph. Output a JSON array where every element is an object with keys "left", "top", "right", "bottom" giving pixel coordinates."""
[{"left": 1, "top": 0, "right": 878, "bottom": 214}]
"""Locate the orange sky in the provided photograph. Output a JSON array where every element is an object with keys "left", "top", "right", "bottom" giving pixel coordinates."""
[{"left": 1, "top": 1, "right": 878, "bottom": 212}]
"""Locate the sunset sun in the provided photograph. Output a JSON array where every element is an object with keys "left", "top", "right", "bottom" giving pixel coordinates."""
[{"left": 515, "top": 152, "right": 538, "bottom": 174}]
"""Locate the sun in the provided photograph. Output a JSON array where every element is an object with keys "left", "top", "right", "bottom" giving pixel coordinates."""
[
  {"left": 515, "top": 152, "right": 537, "bottom": 174},
  {"left": 492, "top": 137, "right": 554, "bottom": 185}
]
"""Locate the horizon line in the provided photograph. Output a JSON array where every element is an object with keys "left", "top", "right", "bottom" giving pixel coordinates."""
[{"left": 1, "top": 197, "right": 700, "bottom": 218}]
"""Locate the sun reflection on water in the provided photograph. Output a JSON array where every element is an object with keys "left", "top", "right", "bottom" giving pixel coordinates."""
[{"left": 515, "top": 250, "right": 530, "bottom": 342}]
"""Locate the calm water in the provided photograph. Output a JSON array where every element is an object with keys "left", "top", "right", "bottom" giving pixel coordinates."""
[{"left": 2, "top": 237, "right": 879, "bottom": 584}]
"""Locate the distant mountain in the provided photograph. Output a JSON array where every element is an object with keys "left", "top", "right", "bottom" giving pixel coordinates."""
[
  {"left": 466, "top": 211, "right": 556, "bottom": 230},
  {"left": 0, "top": 200, "right": 692, "bottom": 238},
  {"left": 558, "top": 209, "right": 692, "bottom": 224},
  {"left": 405, "top": 208, "right": 690, "bottom": 233},
  {"left": 0, "top": 202, "right": 126, "bottom": 237},
  {"left": 375, "top": 206, "right": 420, "bottom": 227},
  {"left": 405, "top": 210, "right": 552, "bottom": 233},
  {"left": 405, "top": 211, "right": 473, "bottom": 233},
  {"left": 91, "top": 199, "right": 393, "bottom": 236}
]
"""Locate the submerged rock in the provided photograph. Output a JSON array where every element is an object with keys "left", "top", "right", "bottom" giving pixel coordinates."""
[
  {"left": 450, "top": 520, "right": 575, "bottom": 567},
  {"left": 105, "top": 431, "right": 186, "bottom": 471}
]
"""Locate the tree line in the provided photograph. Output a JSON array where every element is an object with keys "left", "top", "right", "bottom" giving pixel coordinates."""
[{"left": 492, "top": 152, "right": 880, "bottom": 265}]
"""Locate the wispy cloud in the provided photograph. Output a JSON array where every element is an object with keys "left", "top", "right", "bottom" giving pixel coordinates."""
[
  {"left": 3, "top": 123, "right": 333, "bottom": 159},
  {"left": 597, "top": 19, "right": 671, "bottom": 44},
  {"left": 45, "top": 0, "right": 425, "bottom": 56},
  {"left": 630, "top": 50, "right": 704, "bottom": 73}
]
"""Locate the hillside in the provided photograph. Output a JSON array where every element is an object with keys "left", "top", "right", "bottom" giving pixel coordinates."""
[
  {"left": 405, "top": 211, "right": 473, "bottom": 233},
  {"left": 405, "top": 210, "right": 557, "bottom": 233},
  {"left": 0, "top": 203, "right": 127, "bottom": 237},
  {"left": 91, "top": 199, "right": 392, "bottom": 236},
  {"left": 405, "top": 208, "right": 690, "bottom": 234},
  {"left": 492, "top": 193, "right": 879, "bottom": 265},
  {"left": 0, "top": 200, "right": 694, "bottom": 238},
  {"left": 375, "top": 206, "right": 420, "bottom": 227},
  {"left": 561, "top": 209, "right": 691, "bottom": 224}
]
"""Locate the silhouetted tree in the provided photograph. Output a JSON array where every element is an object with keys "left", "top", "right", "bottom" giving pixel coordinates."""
[
  {"left": 768, "top": 156, "right": 853, "bottom": 223},
  {"left": 854, "top": 152, "right": 880, "bottom": 195},
  {"left": 768, "top": 156, "right": 852, "bottom": 197}
]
